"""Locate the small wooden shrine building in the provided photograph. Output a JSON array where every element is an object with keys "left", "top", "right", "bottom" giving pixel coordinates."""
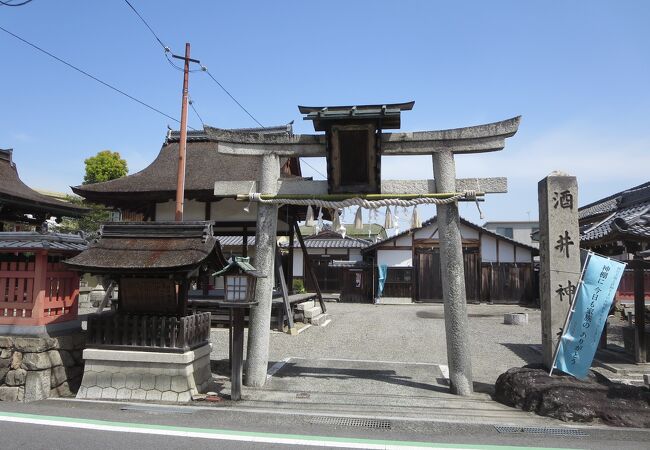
[
  {"left": 64, "top": 221, "right": 227, "bottom": 401},
  {"left": 363, "top": 216, "right": 537, "bottom": 304},
  {"left": 1, "top": 148, "right": 87, "bottom": 230},
  {"left": 0, "top": 231, "right": 86, "bottom": 334}
]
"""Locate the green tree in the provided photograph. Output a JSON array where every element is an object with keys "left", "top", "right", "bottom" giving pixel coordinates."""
[
  {"left": 83, "top": 150, "right": 128, "bottom": 185},
  {"left": 58, "top": 195, "right": 112, "bottom": 237}
]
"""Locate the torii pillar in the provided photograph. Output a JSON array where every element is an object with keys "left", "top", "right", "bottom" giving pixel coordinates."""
[
  {"left": 210, "top": 115, "right": 520, "bottom": 394},
  {"left": 246, "top": 154, "right": 280, "bottom": 386}
]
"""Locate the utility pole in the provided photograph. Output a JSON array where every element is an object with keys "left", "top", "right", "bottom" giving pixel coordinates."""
[{"left": 173, "top": 43, "right": 199, "bottom": 221}]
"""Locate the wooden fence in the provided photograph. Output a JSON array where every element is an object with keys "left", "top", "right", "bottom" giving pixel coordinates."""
[
  {"left": 480, "top": 262, "right": 534, "bottom": 304},
  {"left": 0, "top": 253, "right": 79, "bottom": 326},
  {"left": 86, "top": 312, "right": 211, "bottom": 352}
]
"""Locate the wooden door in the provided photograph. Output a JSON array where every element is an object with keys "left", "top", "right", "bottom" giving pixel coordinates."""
[
  {"left": 463, "top": 247, "right": 481, "bottom": 302},
  {"left": 305, "top": 255, "right": 343, "bottom": 293},
  {"left": 415, "top": 247, "right": 443, "bottom": 302},
  {"left": 416, "top": 246, "right": 481, "bottom": 303}
]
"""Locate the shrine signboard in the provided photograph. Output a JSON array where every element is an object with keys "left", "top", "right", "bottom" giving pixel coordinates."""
[{"left": 538, "top": 173, "right": 581, "bottom": 369}]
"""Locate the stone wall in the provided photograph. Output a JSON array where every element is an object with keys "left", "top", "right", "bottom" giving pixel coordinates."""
[{"left": 0, "top": 333, "right": 85, "bottom": 402}]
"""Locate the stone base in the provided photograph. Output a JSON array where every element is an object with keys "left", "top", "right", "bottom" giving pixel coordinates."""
[
  {"left": 0, "top": 320, "right": 82, "bottom": 337},
  {"left": 76, "top": 344, "right": 213, "bottom": 402},
  {"left": 503, "top": 312, "right": 528, "bottom": 325},
  {"left": 0, "top": 332, "right": 85, "bottom": 402},
  {"left": 495, "top": 365, "right": 650, "bottom": 427}
]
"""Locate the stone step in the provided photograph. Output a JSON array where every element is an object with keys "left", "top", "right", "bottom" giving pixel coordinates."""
[
  {"left": 295, "top": 300, "right": 315, "bottom": 311},
  {"left": 310, "top": 313, "right": 330, "bottom": 327},
  {"left": 303, "top": 306, "right": 322, "bottom": 319}
]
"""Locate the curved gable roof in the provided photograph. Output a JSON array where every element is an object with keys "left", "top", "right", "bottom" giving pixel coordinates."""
[
  {"left": 71, "top": 124, "right": 297, "bottom": 206},
  {"left": 0, "top": 149, "right": 87, "bottom": 218}
]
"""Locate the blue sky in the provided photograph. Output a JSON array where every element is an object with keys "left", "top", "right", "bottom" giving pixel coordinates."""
[{"left": 1, "top": 1, "right": 649, "bottom": 228}]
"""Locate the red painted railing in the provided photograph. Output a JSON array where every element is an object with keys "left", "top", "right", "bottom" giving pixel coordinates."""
[{"left": 0, "top": 252, "right": 79, "bottom": 326}]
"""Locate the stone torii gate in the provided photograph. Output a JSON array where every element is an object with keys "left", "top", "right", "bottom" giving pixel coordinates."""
[{"left": 211, "top": 104, "right": 520, "bottom": 396}]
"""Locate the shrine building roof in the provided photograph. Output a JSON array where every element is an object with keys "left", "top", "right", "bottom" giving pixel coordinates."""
[
  {"left": 64, "top": 221, "right": 226, "bottom": 275},
  {"left": 580, "top": 183, "right": 650, "bottom": 246},
  {"left": 1, "top": 149, "right": 88, "bottom": 220},
  {"left": 71, "top": 124, "right": 298, "bottom": 207}
]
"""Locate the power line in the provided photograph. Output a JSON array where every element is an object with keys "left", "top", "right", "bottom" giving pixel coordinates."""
[
  {"left": 0, "top": 0, "right": 34, "bottom": 6},
  {"left": 121, "top": 0, "right": 267, "bottom": 129},
  {"left": 188, "top": 96, "right": 205, "bottom": 127},
  {"left": 201, "top": 67, "right": 264, "bottom": 128},
  {"left": 123, "top": 0, "right": 166, "bottom": 51},
  {"left": 0, "top": 25, "right": 190, "bottom": 128}
]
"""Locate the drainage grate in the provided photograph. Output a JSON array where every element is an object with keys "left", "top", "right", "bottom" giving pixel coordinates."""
[
  {"left": 308, "top": 416, "right": 392, "bottom": 430},
  {"left": 121, "top": 405, "right": 195, "bottom": 415},
  {"left": 495, "top": 426, "right": 587, "bottom": 437}
]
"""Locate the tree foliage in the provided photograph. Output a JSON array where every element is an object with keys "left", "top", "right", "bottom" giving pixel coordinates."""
[
  {"left": 83, "top": 150, "right": 128, "bottom": 185},
  {"left": 58, "top": 195, "right": 112, "bottom": 237}
]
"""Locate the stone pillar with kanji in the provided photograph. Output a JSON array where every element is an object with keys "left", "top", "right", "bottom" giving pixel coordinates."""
[{"left": 538, "top": 173, "right": 581, "bottom": 369}]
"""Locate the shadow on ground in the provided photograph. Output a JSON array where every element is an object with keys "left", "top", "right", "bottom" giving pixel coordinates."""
[
  {"left": 499, "top": 343, "right": 543, "bottom": 365},
  {"left": 416, "top": 311, "right": 496, "bottom": 319},
  {"left": 271, "top": 362, "right": 451, "bottom": 394}
]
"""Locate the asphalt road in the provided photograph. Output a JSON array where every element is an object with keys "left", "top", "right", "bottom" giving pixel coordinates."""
[{"left": 1, "top": 399, "right": 648, "bottom": 450}]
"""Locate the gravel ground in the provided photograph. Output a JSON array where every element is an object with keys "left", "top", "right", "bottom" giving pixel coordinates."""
[{"left": 209, "top": 303, "right": 543, "bottom": 389}]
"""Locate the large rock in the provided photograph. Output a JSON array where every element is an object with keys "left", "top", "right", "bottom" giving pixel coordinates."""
[
  {"left": 10, "top": 352, "right": 23, "bottom": 370},
  {"left": 5, "top": 369, "right": 26, "bottom": 386},
  {"left": 14, "top": 337, "right": 55, "bottom": 353},
  {"left": 495, "top": 365, "right": 650, "bottom": 428},
  {"left": 0, "top": 367, "right": 8, "bottom": 384},
  {"left": 0, "top": 386, "right": 20, "bottom": 402},
  {"left": 24, "top": 369, "right": 51, "bottom": 402},
  {"left": 21, "top": 352, "right": 53, "bottom": 370}
]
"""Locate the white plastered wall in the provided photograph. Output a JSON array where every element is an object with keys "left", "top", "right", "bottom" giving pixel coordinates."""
[
  {"left": 377, "top": 249, "right": 412, "bottom": 267},
  {"left": 156, "top": 199, "right": 206, "bottom": 221}
]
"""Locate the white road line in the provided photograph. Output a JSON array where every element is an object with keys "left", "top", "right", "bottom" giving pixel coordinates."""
[
  {"left": 267, "top": 357, "right": 291, "bottom": 380},
  {"left": 0, "top": 413, "right": 489, "bottom": 450}
]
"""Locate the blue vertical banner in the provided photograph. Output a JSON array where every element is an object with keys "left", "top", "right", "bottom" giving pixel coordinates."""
[
  {"left": 554, "top": 252, "right": 626, "bottom": 379},
  {"left": 377, "top": 264, "right": 388, "bottom": 298}
]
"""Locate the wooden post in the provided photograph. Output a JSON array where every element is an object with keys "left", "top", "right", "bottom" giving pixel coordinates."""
[
  {"left": 175, "top": 43, "right": 191, "bottom": 221},
  {"left": 293, "top": 220, "right": 326, "bottom": 313},
  {"left": 31, "top": 251, "right": 48, "bottom": 323},
  {"left": 288, "top": 222, "right": 295, "bottom": 293},
  {"left": 275, "top": 246, "right": 295, "bottom": 333},
  {"left": 231, "top": 307, "right": 245, "bottom": 401},
  {"left": 634, "top": 256, "right": 646, "bottom": 363}
]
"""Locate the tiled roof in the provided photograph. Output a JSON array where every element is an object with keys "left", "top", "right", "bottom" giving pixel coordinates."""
[
  {"left": 581, "top": 190, "right": 650, "bottom": 245},
  {"left": 299, "top": 223, "right": 387, "bottom": 241},
  {"left": 296, "top": 237, "right": 370, "bottom": 249},
  {"left": 0, "top": 232, "right": 87, "bottom": 252},
  {"left": 579, "top": 181, "right": 650, "bottom": 221},
  {"left": 215, "top": 235, "right": 256, "bottom": 247}
]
